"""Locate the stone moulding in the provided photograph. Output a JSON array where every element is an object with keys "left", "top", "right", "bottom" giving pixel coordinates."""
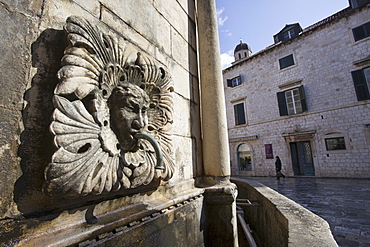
[{"left": 43, "top": 16, "right": 175, "bottom": 198}]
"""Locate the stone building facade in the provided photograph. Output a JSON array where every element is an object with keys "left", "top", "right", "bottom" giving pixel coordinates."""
[{"left": 223, "top": 3, "right": 370, "bottom": 178}]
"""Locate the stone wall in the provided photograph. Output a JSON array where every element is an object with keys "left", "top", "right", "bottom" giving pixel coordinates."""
[
  {"left": 0, "top": 0, "right": 199, "bottom": 216},
  {"left": 223, "top": 6, "right": 370, "bottom": 178},
  {"left": 0, "top": 0, "right": 222, "bottom": 245},
  {"left": 232, "top": 178, "right": 337, "bottom": 247}
]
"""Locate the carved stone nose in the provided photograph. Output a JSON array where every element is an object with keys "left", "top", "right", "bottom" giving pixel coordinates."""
[{"left": 132, "top": 119, "right": 143, "bottom": 130}]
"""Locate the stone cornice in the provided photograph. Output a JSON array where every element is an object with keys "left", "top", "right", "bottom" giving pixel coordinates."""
[{"left": 229, "top": 135, "right": 258, "bottom": 143}]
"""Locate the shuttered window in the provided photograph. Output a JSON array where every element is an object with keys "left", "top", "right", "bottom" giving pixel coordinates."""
[
  {"left": 279, "top": 54, "right": 295, "bottom": 69},
  {"left": 352, "top": 21, "right": 370, "bottom": 41},
  {"left": 351, "top": 68, "right": 370, "bottom": 101},
  {"left": 277, "top": 85, "right": 307, "bottom": 116},
  {"left": 234, "top": 103, "right": 246, "bottom": 125},
  {"left": 227, "top": 76, "right": 242, "bottom": 87}
]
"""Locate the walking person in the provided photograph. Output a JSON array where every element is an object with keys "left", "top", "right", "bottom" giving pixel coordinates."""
[{"left": 275, "top": 156, "right": 285, "bottom": 180}]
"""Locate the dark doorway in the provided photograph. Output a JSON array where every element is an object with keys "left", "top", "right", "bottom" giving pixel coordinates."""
[{"left": 290, "top": 141, "right": 315, "bottom": 176}]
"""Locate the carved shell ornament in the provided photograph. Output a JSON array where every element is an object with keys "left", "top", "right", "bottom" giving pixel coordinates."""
[{"left": 44, "top": 16, "right": 175, "bottom": 197}]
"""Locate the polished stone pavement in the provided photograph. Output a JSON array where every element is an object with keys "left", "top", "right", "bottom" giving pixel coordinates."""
[{"left": 239, "top": 176, "right": 370, "bottom": 247}]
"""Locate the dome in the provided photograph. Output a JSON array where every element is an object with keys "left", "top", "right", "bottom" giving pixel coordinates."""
[
  {"left": 234, "top": 41, "right": 251, "bottom": 54},
  {"left": 233, "top": 40, "right": 252, "bottom": 62}
]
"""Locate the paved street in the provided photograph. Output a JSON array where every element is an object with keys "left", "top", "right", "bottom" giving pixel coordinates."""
[{"left": 241, "top": 177, "right": 370, "bottom": 247}]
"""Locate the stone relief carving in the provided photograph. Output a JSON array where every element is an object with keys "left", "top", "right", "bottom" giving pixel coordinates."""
[{"left": 44, "top": 16, "right": 175, "bottom": 197}]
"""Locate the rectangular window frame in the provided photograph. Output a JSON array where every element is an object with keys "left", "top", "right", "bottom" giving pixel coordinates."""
[
  {"left": 277, "top": 85, "right": 307, "bottom": 116},
  {"left": 283, "top": 29, "right": 295, "bottom": 41},
  {"left": 351, "top": 67, "right": 370, "bottom": 101},
  {"left": 352, "top": 21, "right": 370, "bottom": 42},
  {"left": 233, "top": 102, "right": 246, "bottom": 126},
  {"left": 227, "top": 75, "right": 242, "bottom": 88},
  {"left": 322, "top": 132, "right": 350, "bottom": 154},
  {"left": 279, "top": 54, "right": 295, "bottom": 70},
  {"left": 325, "top": 137, "right": 346, "bottom": 151}
]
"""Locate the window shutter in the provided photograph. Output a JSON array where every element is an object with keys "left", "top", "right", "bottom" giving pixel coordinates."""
[
  {"left": 294, "top": 25, "right": 302, "bottom": 36},
  {"left": 227, "top": 79, "right": 232, "bottom": 87},
  {"left": 279, "top": 58, "right": 285, "bottom": 69},
  {"left": 287, "top": 55, "right": 294, "bottom": 66},
  {"left": 277, "top": 92, "right": 288, "bottom": 116},
  {"left": 238, "top": 104, "right": 246, "bottom": 125},
  {"left": 356, "top": 0, "right": 370, "bottom": 8},
  {"left": 353, "top": 21, "right": 370, "bottom": 41},
  {"left": 351, "top": 69, "right": 370, "bottom": 101},
  {"left": 278, "top": 32, "right": 284, "bottom": 42},
  {"left": 299, "top": 85, "right": 308, "bottom": 112},
  {"left": 364, "top": 22, "right": 370, "bottom": 37},
  {"left": 233, "top": 104, "right": 238, "bottom": 123},
  {"left": 353, "top": 26, "right": 365, "bottom": 41},
  {"left": 234, "top": 103, "right": 246, "bottom": 125},
  {"left": 234, "top": 104, "right": 238, "bottom": 124}
]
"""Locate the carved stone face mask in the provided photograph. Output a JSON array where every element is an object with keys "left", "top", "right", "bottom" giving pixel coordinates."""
[
  {"left": 109, "top": 84, "right": 150, "bottom": 152},
  {"left": 43, "top": 16, "right": 175, "bottom": 198}
]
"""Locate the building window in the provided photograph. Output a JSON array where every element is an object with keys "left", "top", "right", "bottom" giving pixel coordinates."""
[
  {"left": 351, "top": 67, "right": 370, "bottom": 101},
  {"left": 227, "top": 76, "right": 242, "bottom": 87},
  {"left": 350, "top": 0, "right": 370, "bottom": 8},
  {"left": 325, "top": 137, "right": 346, "bottom": 151},
  {"left": 274, "top": 23, "right": 302, "bottom": 43},
  {"left": 277, "top": 85, "right": 307, "bottom": 116},
  {"left": 283, "top": 29, "right": 295, "bottom": 41},
  {"left": 234, "top": 102, "right": 246, "bottom": 125},
  {"left": 279, "top": 54, "right": 295, "bottom": 69},
  {"left": 237, "top": 143, "right": 252, "bottom": 171},
  {"left": 352, "top": 21, "right": 370, "bottom": 41},
  {"left": 286, "top": 88, "right": 302, "bottom": 115}
]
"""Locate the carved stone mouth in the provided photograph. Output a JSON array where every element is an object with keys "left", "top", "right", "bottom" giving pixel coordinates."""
[{"left": 130, "top": 129, "right": 141, "bottom": 134}]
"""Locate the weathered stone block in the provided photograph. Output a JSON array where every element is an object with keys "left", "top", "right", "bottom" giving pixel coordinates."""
[
  {"left": 1, "top": 0, "right": 44, "bottom": 16},
  {"left": 99, "top": 0, "right": 171, "bottom": 57}
]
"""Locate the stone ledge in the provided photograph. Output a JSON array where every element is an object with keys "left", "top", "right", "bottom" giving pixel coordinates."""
[
  {"left": 232, "top": 178, "right": 338, "bottom": 247},
  {"left": 0, "top": 179, "right": 204, "bottom": 246}
]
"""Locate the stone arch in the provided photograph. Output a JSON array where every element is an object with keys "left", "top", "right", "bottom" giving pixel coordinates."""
[{"left": 237, "top": 143, "right": 253, "bottom": 171}]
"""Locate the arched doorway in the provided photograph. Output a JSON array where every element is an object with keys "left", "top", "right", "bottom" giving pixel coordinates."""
[{"left": 237, "top": 143, "right": 252, "bottom": 171}]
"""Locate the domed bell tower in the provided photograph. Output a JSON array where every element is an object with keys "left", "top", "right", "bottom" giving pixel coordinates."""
[{"left": 234, "top": 39, "right": 252, "bottom": 62}]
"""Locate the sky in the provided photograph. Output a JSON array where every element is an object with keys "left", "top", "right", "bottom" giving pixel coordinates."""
[{"left": 216, "top": 0, "right": 350, "bottom": 68}]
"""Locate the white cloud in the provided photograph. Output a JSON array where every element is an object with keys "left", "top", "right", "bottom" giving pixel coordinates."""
[
  {"left": 216, "top": 7, "right": 228, "bottom": 26},
  {"left": 220, "top": 50, "right": 234, "bottom": 69},
  {"left": 216, "top": 7, "right": 224, "bottom": 17},
  {"left": 221, "top": 29, "right": 232, "bottom": 37}
]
